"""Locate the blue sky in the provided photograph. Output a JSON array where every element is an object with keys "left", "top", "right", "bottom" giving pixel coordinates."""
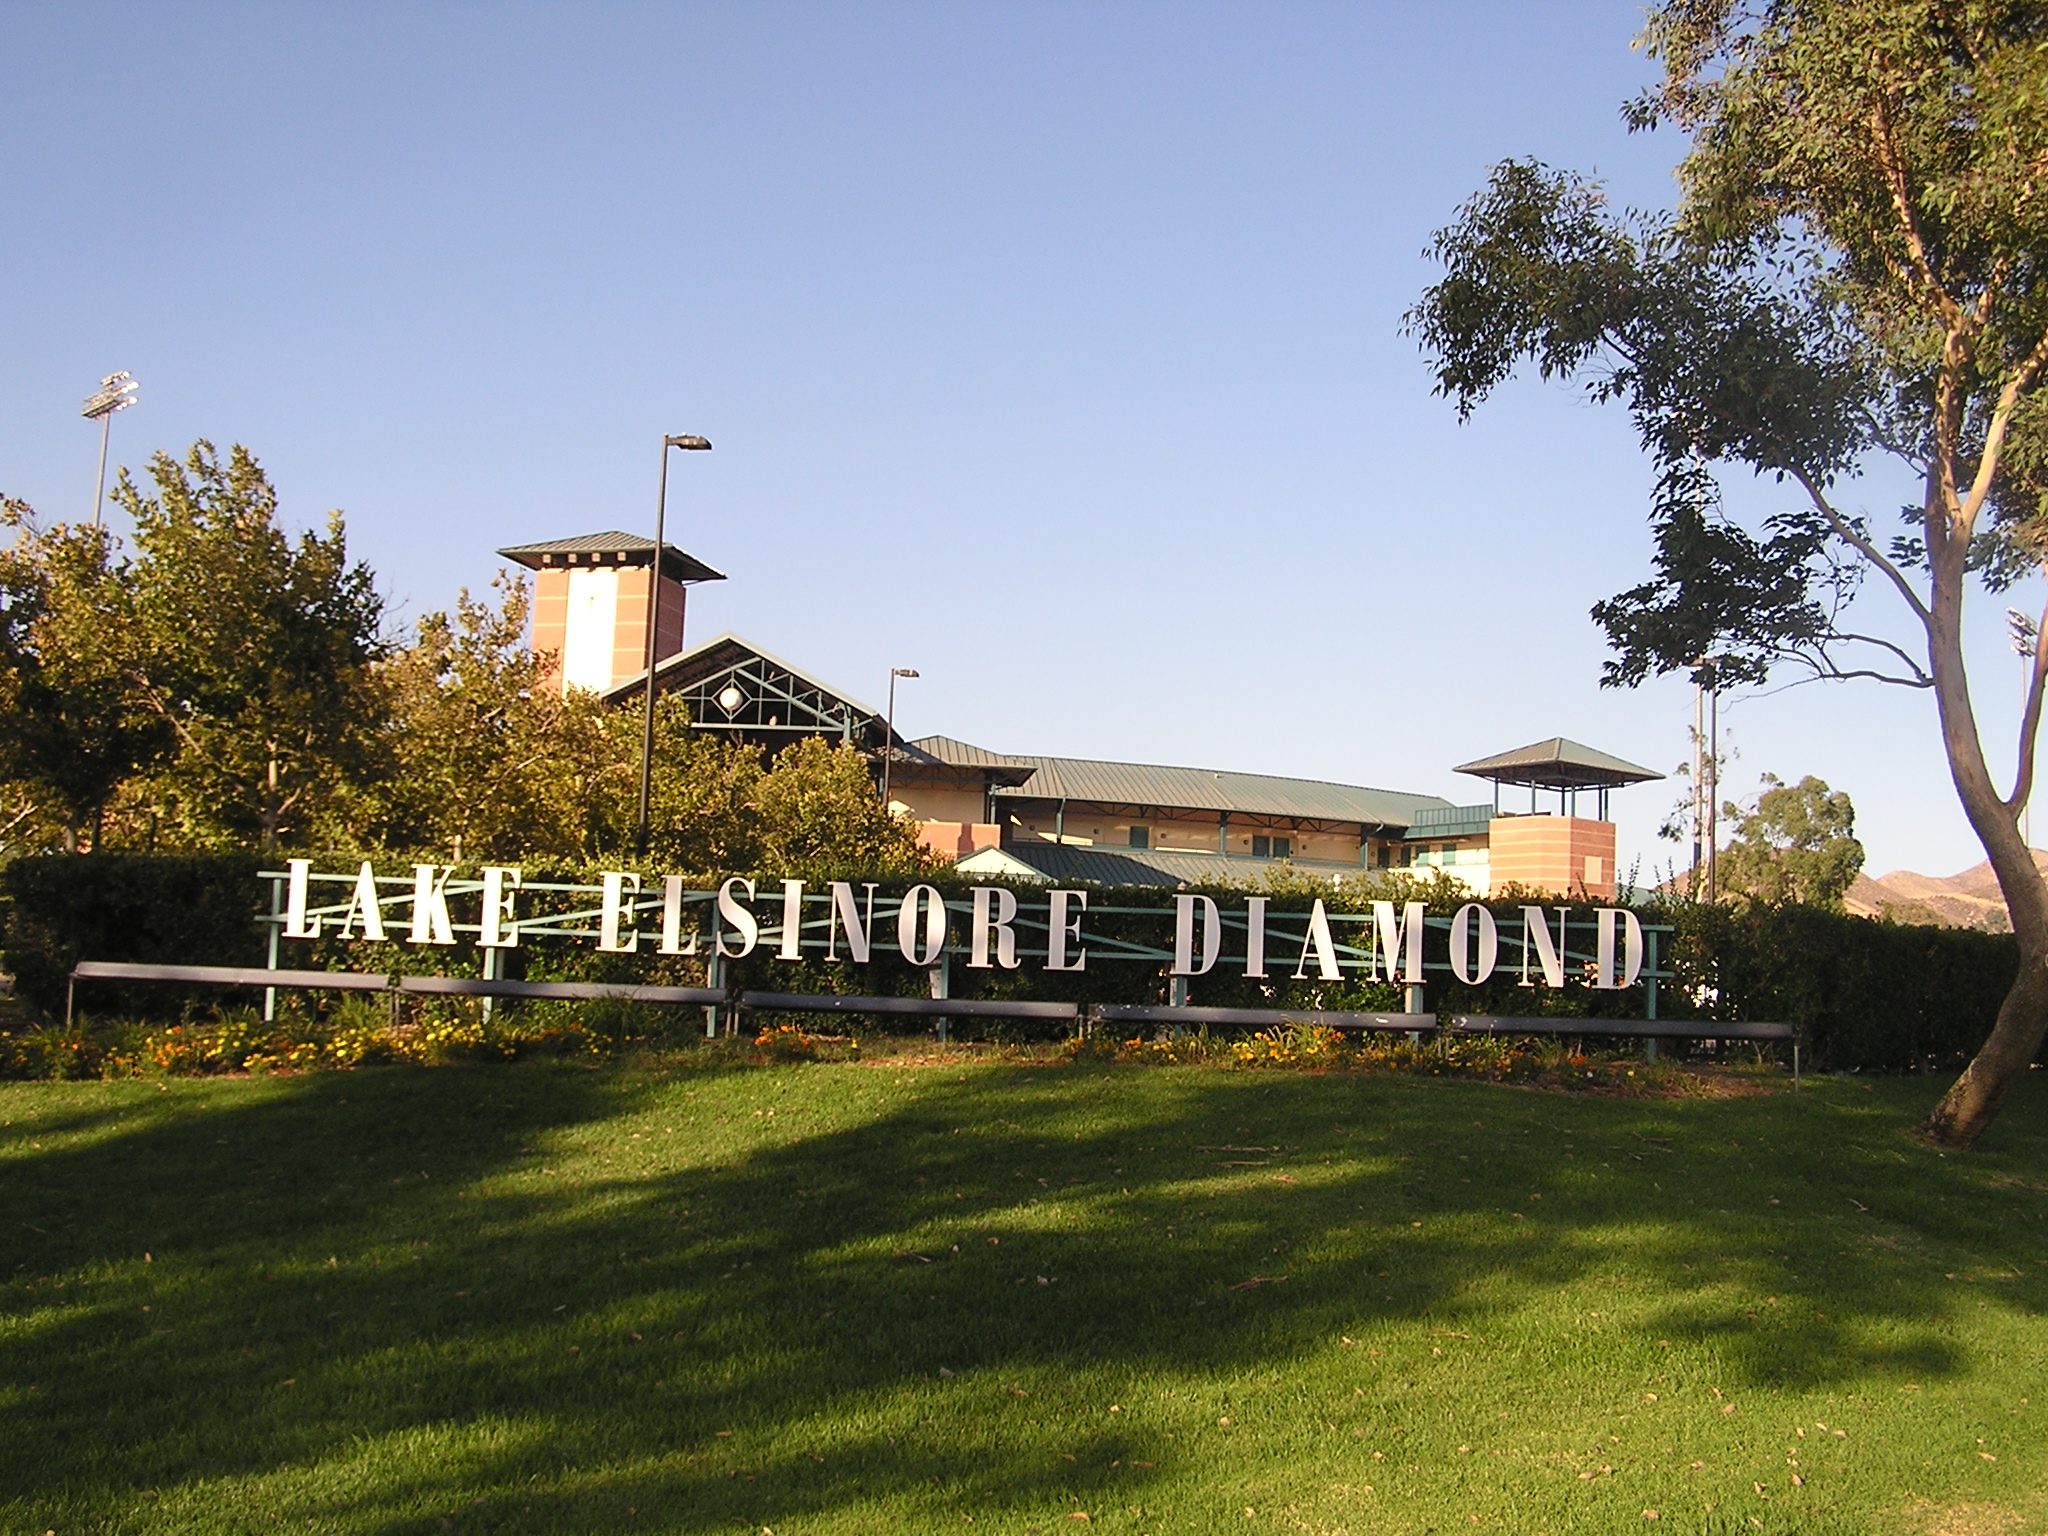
[{"left": 1, "top": 2, "right": 2027, "bottom": 879}]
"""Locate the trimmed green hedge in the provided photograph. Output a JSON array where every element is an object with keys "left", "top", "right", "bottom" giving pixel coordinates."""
[
  {"left": 1, "top": 853, "right": 2032, "bottom": 1072},
  {"left": 1, "top": 854, "right": 267, "bottom": 1018},
  {"left": 1655, "top": 901, "right": 2028, "bottom": 1073}
]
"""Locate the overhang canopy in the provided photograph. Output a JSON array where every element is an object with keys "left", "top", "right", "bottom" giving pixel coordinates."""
[
  {"left": 498, "top": 530, "right": 726, "bottom": 585},
  {"left": 1453, "top": 737, "right": 1663, "bottom": 792}
]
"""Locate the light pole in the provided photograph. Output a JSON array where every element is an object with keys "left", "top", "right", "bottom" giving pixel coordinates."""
[
  {"left": 1706, "top": 661, "right": 1720, "bottom": 904},
  {"left": 2010, "top": 607, "right": 2040, "bottom": 847},
  {"left": 80, "top": 372, "right": 138, "bottom": 525},
  {"left": 636, "top": 432, "right": 713, "bottom": 855},
  {"left": 881, "top": 667, "right": 919, "bottom": 807},
  {"left": 1691, "top": 667, "right": 1705, "bottom": 895}
]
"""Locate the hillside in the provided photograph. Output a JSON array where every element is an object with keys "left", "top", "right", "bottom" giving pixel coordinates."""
[{"left": 1844, "top": 848, "right": 2048, "bottom": 931}]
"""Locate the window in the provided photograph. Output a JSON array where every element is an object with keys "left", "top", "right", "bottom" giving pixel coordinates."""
[
  {"left": 1253, "top": 835, "right": 1291, "bottom": 859},
  {"left": 1377, "top": 845, "right": 1392, "bottom": 869},
  {"left": 1129, "top": 826, "right": 1150, "bottom": 849},
  {"left": 1440, "top": 843, "right": 1457, "bottom": 864}
]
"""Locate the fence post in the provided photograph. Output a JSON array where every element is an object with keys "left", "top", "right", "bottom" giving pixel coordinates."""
[
  {"left": 1644, "top": 929, "right": 1659, "bottom": 1021},
  {"left": 264, "top": 872, "right": 283, "bottom": 1024},
  {"left": 1405, "top": 980, "right": 1425, "bottom": 1049},
  {"left": 930, "top": 953, "right": 952, "bottom": 1043},
  {"left": 702, "top": 905, "right": 723, "bottom": 1037}
]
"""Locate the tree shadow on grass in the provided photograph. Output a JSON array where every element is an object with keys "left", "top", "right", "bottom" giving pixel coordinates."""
[{"left": 2, "top": 1064, "right": 2043, "bottom": 1533}]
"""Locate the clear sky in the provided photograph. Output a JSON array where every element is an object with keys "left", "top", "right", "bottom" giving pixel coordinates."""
[{"left": 1, "top": 2, "right": 2029, "bottom": 880}]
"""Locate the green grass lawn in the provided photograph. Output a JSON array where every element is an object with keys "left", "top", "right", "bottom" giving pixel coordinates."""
[{"left": 2, "top": 1057, "right": 2044, "bottom": 1536}]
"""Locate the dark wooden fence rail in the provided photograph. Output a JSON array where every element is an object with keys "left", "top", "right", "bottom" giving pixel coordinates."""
[{"left": 67, "top": 961, "right": 1799, "bottom": 1082}]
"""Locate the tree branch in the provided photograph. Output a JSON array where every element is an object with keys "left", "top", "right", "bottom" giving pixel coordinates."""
[
  {"left": 1872, "top": 100, "right": 1966, "bottom": 330},
  {"left": 1818, "top": 630, "right": 1933, "bottom": 686},
  {"left": 1788, "top": 465, "right": 1931, "bottom": 622},
  {"left": 1957, "top": 324, "right": 2048, "bottom": 533}
]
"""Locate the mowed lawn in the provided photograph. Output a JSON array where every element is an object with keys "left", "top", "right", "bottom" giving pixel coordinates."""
[{"left": 2, "top": 1060, "right": 2044, "bottom": 1536}]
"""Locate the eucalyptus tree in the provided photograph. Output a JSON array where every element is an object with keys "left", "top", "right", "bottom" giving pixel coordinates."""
[{"left": 1407, "top": 1, "right": 2048, "bottom": 1145}]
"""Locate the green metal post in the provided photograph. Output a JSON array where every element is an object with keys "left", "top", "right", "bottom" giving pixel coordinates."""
[{"left": 264, "top": 873, "right": 283, "bottom": 1023}]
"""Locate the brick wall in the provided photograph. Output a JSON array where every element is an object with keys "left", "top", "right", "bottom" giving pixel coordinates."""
[{"left": 1484, "top": 815, "right": 1618, "bottom": 900}]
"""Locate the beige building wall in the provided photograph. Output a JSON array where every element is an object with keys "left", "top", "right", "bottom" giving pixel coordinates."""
[
  {"left": 891, "top": 784, "right": 987, "bottom": 824},
  {"left": 1006, "top": 807, "right": 1368, "bottom": 865}
]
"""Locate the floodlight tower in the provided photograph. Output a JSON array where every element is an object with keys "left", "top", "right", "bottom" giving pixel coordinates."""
[{"left": 80, "top": 372, "right": 139, "bottom": 526}]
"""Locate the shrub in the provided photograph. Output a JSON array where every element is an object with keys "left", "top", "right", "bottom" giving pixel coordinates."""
[{"left": 1, "top": 852, "right": 266, "bottom": 1018}]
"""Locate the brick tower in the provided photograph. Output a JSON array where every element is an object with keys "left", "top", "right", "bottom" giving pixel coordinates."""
[{"left": 497, "top": 532, "right": 726, "bottom": 696}]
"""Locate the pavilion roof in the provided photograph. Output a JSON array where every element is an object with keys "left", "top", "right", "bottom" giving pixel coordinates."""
[
  {"left": 497, "top": 530, "right": 725, "bottom": 584},
  {"left": 1453, "top": 737, "right": 1663, "bottom": 791}
]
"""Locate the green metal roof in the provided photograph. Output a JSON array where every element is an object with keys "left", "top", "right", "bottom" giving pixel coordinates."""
[
  {"left": 957, "top": 842, "right": 1379, "bottom": 888},
  {"left": 912, "top": 737, "right": 1452, "bottom": 829},
  {"left": 1400, "top": 804, "right": 1495, "bottom": 841},
  {"left": 1453, "top": 737, "right": 1662, "bottom": 791}
]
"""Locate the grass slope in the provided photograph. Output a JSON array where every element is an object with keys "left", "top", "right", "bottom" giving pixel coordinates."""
[{"left": 2, "top": 1061, "right": 2044, "bottom": 1535}]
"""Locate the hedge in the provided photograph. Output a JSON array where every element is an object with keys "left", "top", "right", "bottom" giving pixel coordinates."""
[
  {"left": 1, "top": 853, "right": 2032, "bottom": 1072},
  {"left": 1, "top": 853, "right": 267, "bottom": 1019},
  {"left": 1654, "top": 900, "right": 2029, "bottom": 1073}
]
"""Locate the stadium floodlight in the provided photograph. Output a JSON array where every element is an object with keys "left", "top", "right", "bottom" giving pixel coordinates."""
[{"left": 80, "top": 372, "right": 139, "bottom": 525}]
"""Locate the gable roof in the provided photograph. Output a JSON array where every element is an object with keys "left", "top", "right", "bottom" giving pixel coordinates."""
[
  {"left": 600, "top": 633, "right": 885, "bottom": 750},
  {"left": 498, "top": 530, "right": 725, "bottom": 584},
  {"left": 910, "top": 737, "right": 1451, "bottom": 830},
  {"left": 1453, "top": 737, "right": 1663, "bottom": 791}
]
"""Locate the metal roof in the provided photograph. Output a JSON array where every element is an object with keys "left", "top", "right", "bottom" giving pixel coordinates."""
[
  {"left": 913, "top": 740, "right": 1452, "bottom": 829},
  {"left": 1453, "top": 737, "right": 1663, "bottom": 791},
  {"left": 899, "top": 735, "right": 1036, "bottom": 786},
  {"left": 959, "top": 842, "right": 1380, "bottom": 888},
  {"left": 909, "top": 735, "right": 1036, "bottom": 772},
  {"left": 497, "top": 531, "right": 726, "bottom": 584},
  {"left": 1402, "top": 804, "right": 1495, "bottom": 840}
]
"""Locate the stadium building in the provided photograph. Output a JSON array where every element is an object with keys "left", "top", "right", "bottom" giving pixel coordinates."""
[{"left": 500, "top": 531, "right": 1661, "bottom": 898}]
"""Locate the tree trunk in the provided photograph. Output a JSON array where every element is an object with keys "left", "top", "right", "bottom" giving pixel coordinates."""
[{"left": 1919, "top": 538, "right": 2048, "bottom": 1147}]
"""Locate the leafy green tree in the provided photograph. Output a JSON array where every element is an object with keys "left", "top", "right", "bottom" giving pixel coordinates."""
[
  {"left": 631, "top": 703, "right": 770, "bottom": 873},
  {"left": 371, "top": 574, "right": 621, "bottom": 861},
  {"left": 0, "top": 500, "right": 172, "bottom": 851},
  {"left": 751, "top": 735, "right": 931, "bottom": 878},
  {"left": 1716, "top": 774, "right": 1865, "bottom": 907},
  {"left": 1408, "top": 1, "right": 2048, "bottom": 1146},
  {"left": 113, "top": 443, "right": 386, "bottom": 851}
]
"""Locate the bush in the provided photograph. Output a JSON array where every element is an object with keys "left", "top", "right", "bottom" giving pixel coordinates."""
[
  {"left": 1, "top": 853, "right": 266, "bottom": 1018},
  {"left": 1656, "top": 901, "right": 2028, "bottom": 1073}
]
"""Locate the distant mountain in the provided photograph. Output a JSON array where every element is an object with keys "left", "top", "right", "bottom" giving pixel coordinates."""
[{"left": 1844, "top": 849, "right": 2048, "bottom": 931}]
